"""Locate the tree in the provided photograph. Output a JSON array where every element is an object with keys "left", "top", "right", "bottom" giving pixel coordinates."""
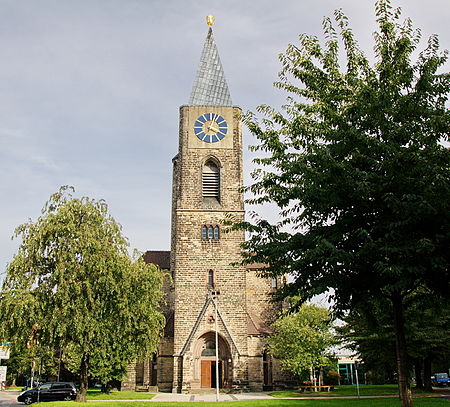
[
  {"left": 339, "top": 290, "right": 450, "bottom": 389},
  {"left": 403, "top": 292, "right": 450, "bottom": 392},
  {"left": 0, "top": 186, "right": 166, "bottom": 402},
  {"left": 338, "top": 298, "right": 397, "bottom": 385},
  {"left": 2, "top": 345, "right": 58, "bottom": 387},
  {"left": 239, "top": 1, "right": 450, "bottom": 406},
  {"left": 269, "top": 303, "right": 335, "bottom": 383}
]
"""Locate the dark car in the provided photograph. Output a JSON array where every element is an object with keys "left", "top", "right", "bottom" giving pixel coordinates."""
[{"left": 17, "top": 382, "right": 77, "bottom": 404}]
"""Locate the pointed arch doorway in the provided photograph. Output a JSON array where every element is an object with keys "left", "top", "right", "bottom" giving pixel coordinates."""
[{"left": 194, "top": 332, "right": 232, "bottom": 389}]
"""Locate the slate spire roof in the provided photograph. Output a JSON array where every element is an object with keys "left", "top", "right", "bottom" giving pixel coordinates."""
[{"left": 189, "top": 28, "right": 232, "bottom": 106}]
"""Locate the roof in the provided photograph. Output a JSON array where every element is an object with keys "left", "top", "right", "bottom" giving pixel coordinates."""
[
  {"left": 189, "top": 28, "right": 232, "bottom": 106},
  {"left": 143, "top": 250, "right": 170, "bottom": 270},
  {"left": 247, "top": 311, "right": 274, "bottom": 336},
  {"left": 246, "top": 262, "right": 267, "bottom": 271}
]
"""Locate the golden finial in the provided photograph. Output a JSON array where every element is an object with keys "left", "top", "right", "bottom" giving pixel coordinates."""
[{"left": 206, "top": 15, "right": 215, "bottom": 26}]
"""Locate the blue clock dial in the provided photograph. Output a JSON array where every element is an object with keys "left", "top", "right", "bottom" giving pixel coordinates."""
[{"left": 194, "top": 113, "right": 227, "bottom": 143}]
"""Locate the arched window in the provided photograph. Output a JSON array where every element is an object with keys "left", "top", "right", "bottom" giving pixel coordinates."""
[
  {"left": 271, "top": 278, "right": 278, "bottom": 289},
  {"left": 201, "top": 225, "right": 221, "bottom": 240},
  {"left": 208, "top": 269, "right": 214, "bottom": 288},
  {"left": 202, "top": 161, "right": 220, "bottom": 200},
  {"left": 263, "top": 349, "right": 272, "bottom": 387}
]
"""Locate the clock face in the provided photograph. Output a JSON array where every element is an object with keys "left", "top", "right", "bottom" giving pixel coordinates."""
[{"left": 194, "top": 113, "right": 228, "bottom": 143}]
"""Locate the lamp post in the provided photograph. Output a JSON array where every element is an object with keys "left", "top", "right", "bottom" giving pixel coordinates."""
[
  {"left": 355, "top": 361, "right": 360, "bottom": 399},
  {"left": 211, "top": 290, "right": 220, "bottom": 402}
]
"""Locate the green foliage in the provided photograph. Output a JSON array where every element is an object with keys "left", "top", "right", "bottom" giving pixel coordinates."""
[
  {"left": 269, "top": 384, "right": 435, "bottom": 398},
  {"left": 240, "top": 0, "right": 450, "bottom": 312},
  {"left": 339, "top": 290, "right": 450, "bottom": 384},
  {"left": 3, "top": 345, "right": 58, "bottom": 385},
  {"left": 269, "top": 304, "right": 335, "bottom": 379},
  {"left": 239, "top": 2, "right": 449, "bottom": 405},
  {"left": 338, "top": 299, "right": 397, "bottom": 384},
  {"left": 0, "top": 186, "right": 166, "bottom": 399}
]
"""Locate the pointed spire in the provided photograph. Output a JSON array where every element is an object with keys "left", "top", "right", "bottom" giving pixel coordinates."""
[{"left": 189, "top": 27, "right": 233, "bottom": 106}]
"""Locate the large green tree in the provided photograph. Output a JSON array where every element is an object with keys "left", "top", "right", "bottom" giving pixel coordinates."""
[
  {"left": 269, "top": 303, "right": 335, "bottom": 383},
  {"left": 0, "top": 187, "right": 166, "bottom": 401},
  {"left": 239, "top": 1, "right": 450, "bottom": 406},
  {"left": 340, "top": 290, "right": 450, "bottom": 390}
]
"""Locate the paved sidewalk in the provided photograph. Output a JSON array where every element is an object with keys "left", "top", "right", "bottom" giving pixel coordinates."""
[{"left": 0, "top": 390, "right": 20, "bottom": 406}]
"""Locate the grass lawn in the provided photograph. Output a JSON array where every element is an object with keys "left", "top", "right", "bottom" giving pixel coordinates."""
[
  {"left": 86, "top": 389, "right": 155, "bottom": 400},
  {"left": 34, "top": 399, "right": 450, "bottom": 406},
  {"left": 270, "top": 384, "right": 429, "bottom": 398}
]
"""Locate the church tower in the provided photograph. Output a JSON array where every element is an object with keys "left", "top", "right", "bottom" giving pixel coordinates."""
[
  {"left": 122, "top": 17, "right": 291, "bottom": 394},
  {"left": 170, "top": 18, "right": 248, "bottom": 392}
]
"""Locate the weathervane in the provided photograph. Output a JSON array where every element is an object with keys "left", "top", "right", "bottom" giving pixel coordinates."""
[{"left": 206, "top": 15, "right": 215, "bottom": 26}]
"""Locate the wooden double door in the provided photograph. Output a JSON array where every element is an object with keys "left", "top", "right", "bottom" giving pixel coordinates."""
[{"left": 201, "top": 360, "right": 223, "bottom": 388}]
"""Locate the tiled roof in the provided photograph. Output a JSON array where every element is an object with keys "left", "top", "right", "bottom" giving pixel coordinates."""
[
  {"left": 143, "top": 250, "right": 170, "bottom": 270},
  {"left": 247, "top": 311, "right": 274, "bottom": 336},
  {"left": 189, "top": 28, "right": 232, "bottom": 106}
]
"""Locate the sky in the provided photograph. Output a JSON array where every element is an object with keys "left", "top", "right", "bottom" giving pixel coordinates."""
[{"left": 0, "top": 0, "right": 449, "bottom": 282}]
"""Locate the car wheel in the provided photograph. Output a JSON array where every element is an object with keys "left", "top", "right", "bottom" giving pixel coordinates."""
[
  {"left": 63, "top": 395, "right": 72, "bottom": 401},
  {"left": 24, "top": 396, "right": 34, "bottom": 405}
]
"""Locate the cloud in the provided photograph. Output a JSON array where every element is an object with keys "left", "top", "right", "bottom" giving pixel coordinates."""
[
  {"left": 0, "top": 0, "right": 449, "bottom": 283},
  {"left": 0, "top": 127, "right": 59, "bottom": 172}
]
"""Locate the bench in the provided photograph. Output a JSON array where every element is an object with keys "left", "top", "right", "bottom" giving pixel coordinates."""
[{"left": 299, "top": 385, "right": 334, "bottom": 393}]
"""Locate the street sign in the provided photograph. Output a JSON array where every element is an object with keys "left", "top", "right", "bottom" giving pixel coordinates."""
[
  {"left": 0, "top": 366, "right": 7, "bottom": 383},
  {"left": 0, "top": 344, "right": 10, "bottom": 360}
]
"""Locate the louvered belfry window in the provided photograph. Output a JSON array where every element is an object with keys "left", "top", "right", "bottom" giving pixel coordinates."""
[{"left": 202, "top": 161, "right": 220, "bottom": 200}]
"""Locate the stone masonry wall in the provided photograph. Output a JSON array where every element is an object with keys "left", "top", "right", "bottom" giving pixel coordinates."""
[
  {"left": 246, "top": 268, "right": 283, "bottom": 327},
  {"left": 171, "top": 105, "right": 249, "bottom": 392}
]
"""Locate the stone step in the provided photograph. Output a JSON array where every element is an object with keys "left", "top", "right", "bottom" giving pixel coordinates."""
[{"left": 135, "top": 385, "right": 158, "bottom": 392}]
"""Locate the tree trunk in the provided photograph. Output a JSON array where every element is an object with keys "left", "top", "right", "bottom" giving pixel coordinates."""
[
  {"left": 76, "top": 354, "right": 89, "bottom": 402},
  {"left": 414, "top": 360, "right": 423, "bottom": 389},
  {"left": 423, "top": 354, "right": 433, "bottom": 392},
  {"left": 392, "top": 293, "right": 413, "bottom": 407}
]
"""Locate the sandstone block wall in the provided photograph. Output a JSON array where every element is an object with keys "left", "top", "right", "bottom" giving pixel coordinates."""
[{"left": 170, "top": 105, "right": 249, "bottom": 392}]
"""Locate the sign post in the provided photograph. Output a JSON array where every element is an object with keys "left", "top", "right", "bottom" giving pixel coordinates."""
[
  {"left": 0, "top": 344, "right": 10, "bottom": 390},
  {"left": 0, "top": 366, "right": 7, "bottom": 390}
]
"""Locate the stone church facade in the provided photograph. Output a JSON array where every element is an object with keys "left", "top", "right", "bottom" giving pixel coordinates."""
[{"left": 122, "top": 22, "right": 292, "bottom": 393}]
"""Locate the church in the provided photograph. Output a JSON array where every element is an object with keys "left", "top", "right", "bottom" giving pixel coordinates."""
[{"left": 122, "top": 17, "right": 290, "bottom": 393}]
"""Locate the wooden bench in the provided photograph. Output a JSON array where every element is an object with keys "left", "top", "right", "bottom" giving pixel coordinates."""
[{"left": 299, "top": 385, "right": 334, "bottom": 393}]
